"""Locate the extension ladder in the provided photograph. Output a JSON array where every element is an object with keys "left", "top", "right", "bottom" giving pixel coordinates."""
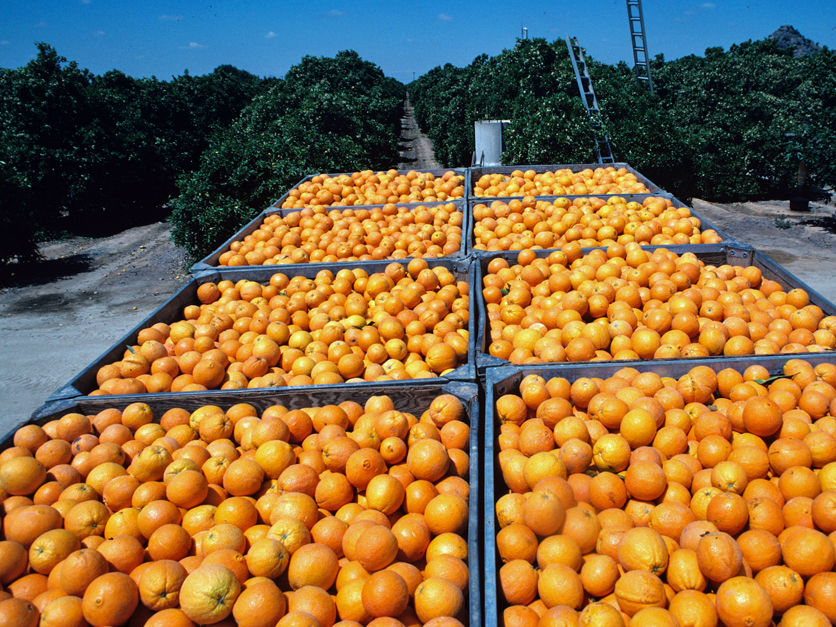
[
  {"left": 626, "top": 0, "right": 655, "bottom": 93},
  {"left": 565, "top": 37, "right": 615, "bottom": 165}
]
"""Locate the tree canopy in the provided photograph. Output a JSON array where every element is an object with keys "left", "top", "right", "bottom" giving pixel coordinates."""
[{"left": 410, "top": 36, "right": 836, "bottom": 202}]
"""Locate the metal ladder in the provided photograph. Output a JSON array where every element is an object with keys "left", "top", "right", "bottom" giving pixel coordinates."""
[
  {"left": 626, "top": 0, "right": 654, "bottom": 93},
  {"left": 565, "top": 37, "right": 615, "bottom": 165}
]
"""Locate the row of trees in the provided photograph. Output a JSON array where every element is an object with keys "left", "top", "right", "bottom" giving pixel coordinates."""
[
  {"left": 168, "top": 51, "right": 405, "bottom": 262},
  {"left": 410, "top": 37, "right": 836, "bottom": 202},
  {"left": 0, "top": 44, "right": 272, "bottom": 264},
  {"left": 6, "top": 38, "right": 832, "bottom": 266},
  {"left": 0, "top": 45, "right": 404, "bottom": 266}
]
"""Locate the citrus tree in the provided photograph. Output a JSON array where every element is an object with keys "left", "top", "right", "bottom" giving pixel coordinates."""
[
  {"left": 169, "top": 51, "right": 405, "bottom": 263},
  {"left": 0, "top": 44, "right": 270, "bottom": 267},
  {"left": 411, "top": 36, "right": 836, "bottom": 201},
  {"left": 411, "top": 39, "right": 594, "bottom": 168}
]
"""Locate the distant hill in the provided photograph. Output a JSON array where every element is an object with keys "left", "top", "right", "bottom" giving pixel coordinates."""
[{"left": 769, "top": 25, "right": 823, "bottom": 57}]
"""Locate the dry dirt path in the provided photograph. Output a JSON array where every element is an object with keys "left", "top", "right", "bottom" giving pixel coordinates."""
[
  {"left": 0, "top": 225, "right": 190, "bottom": 433},
  {"left": 396, "top": 97, "right": 442, "bottom": 170}
]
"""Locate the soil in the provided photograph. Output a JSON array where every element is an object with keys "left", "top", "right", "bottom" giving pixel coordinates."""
[
  {"left": 1, "top": 101, "right": 834, "bottom": 435},
  {"left": 396, "top": 97, "right": 442, "bottom": 170},
  {"left": 0, "top": 223, "right": 191, "bottom": 433}
]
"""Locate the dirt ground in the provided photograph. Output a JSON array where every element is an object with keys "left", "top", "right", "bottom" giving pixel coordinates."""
[
  {"left": 1, "top": 105, "right": 834, "bottom": 433},
  {"left": 0, "top": 223, "right": 191, "bottom": 433},
  {"left": 397, "top": 97, "right": 442, "bottom": 170}
]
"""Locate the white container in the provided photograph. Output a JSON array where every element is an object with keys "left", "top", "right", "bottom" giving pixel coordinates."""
[{"left": 473, "top": 120, "right": 510, "bottom": 167}]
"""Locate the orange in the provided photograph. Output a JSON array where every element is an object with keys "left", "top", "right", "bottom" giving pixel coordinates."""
[
  {"left": 232, "top": 581, "right": 287, "bottom": 627},
  {"left": 38, "top": 596, "right": 88, "bottom": 627},
  {"left": 617, "top": 527, "right": 668, "bottom": 575},
  {"left": 246, "top": 537, "right": 290, "bottom": 579},
  {"left": 178, "top": 563, "right": 241, "bottom": 625},
  {"left": 138, "top": 559, "right": 189, "bottom": 611},
  {"left": 361, "top": 570, "right": 410, "bottom": 619},
  {"left": 715, "top": 577, "right": 773, "bottom": 627},
  {"left": 288, "top": 543, "right": 339, "bottom": 590},
  {"left": 28, "top": 528, "right": 80, "bottom": 575},
  {"left": 0, "top": 457, "right": 47, "bottom": 496},
  {"left": 414, "top": 577, "right": 464, "bottom": 622},
  {"left": 81, "top": 572, "right": 139, "bottom": 627},
  {"left": 0, "top": 598, "right": 40, "bottom": 627}
]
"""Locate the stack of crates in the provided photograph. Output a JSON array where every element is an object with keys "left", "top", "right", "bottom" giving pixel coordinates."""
[{"left": 13, "top": 162, "right": 836, "bottom": 627}]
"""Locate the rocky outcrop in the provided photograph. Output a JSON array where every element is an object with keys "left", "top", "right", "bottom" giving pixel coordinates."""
[{"left": 769, "top": 25, "right": 823, "bottom": 57}]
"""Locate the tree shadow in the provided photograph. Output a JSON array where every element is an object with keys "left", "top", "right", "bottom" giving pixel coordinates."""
[
  {"left": 0, "top": 252, "right": 94, "bottom": 289},
  {"left": 799, "top": 215, "right": 836, "bottom": 235}
]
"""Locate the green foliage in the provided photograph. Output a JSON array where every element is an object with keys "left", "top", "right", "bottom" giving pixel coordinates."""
[
  {"left": 650, "top": 39, "right": 836, "bottom": 200},
  {"left": 0, "top": 44, "right": 95, "bottom": 261},
  {"left": 591, "top": 59, "right": 697, "bottom": 200},
  {"left": 411, "top": 39, "right": 594, "bottom": 167},
  {"left": 0, "top": 43, "right": 270, "bottom": 264},
  {"left": 169, "top": 51, "right": 405, "bottom": 263},
  {"left": 411, "top": 37, "right": 836, "bottom": 201}
]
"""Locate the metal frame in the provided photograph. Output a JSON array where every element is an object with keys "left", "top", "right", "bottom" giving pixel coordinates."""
[
  {"left": 565, "top": 37, "right": 615, "bottom": 165},
  {"left": 626, "top": 0, "right": 655, "bottom": 93}
]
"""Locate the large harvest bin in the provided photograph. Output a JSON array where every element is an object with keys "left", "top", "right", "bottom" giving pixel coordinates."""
[
  {"left": 466, "top": 192, "right": 733, "bottom": 254},
  {"left": 469, "top": 163, "right": 662, "bottom": 198},
  {"left": 19, "top": 380, "right": 481, "bottom": 627},
  {"left": 475, "top": 243, "right": 836, "bottom": 376},
  {"left": 270, "top": 168, "right": 469, "bottom": 210},
  {"left": 482, "top": 354, "right": 836, "bottom": 627},
  {"left": 191, "top": 199, "right": 469, "bottom": 275},
  {"left": 44, "top": 258, "right": 477, "bottom": 406}
]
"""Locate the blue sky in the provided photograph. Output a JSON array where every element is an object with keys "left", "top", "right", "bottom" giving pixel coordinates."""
[{"left": 1, "top": 1, "right": 833, "bottom": 82}]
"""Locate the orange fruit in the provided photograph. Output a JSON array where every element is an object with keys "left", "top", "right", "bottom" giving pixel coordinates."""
[
  {"left": 614, "top": 569, "right": 666, "bottom": 616},
  {"left": 361, "top": 570, "right": 410, "bottom": 619},
  {"left": 59, "top": 549, "right": 109, "bottom": 597},
  {"left": 39, "top": 595, "right": 88, "bottom": 627},
  {"left": 715, "top": 576, "right": 773, "bottom": 627},
  {"left": 0, "top": 598, "right": 39, "bottom": 627},
  {"left": 232, "top": 581, "right": 287, "bottom": 627},
  {"left": 287, "top": 543, "right": 339, "bottom": 590},
  {"left": 178, "top": 563, "right": 241, "bottom": 625},
  {"left": 28, "top": 528, "right": 80, "bottom": 575},
  {"left": 138, "top": 559, "right": 189, "bottom": 611},
  {"left": 414, "top": 577, "right": 464, "bottom": 622},
  {"left": 81, "top": 572, "right": 139, "bottom": 627}
]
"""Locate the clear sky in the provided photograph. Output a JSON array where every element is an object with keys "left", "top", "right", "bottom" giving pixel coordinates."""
[{"left": 1, "top": 1, "right": 834, "bottom": 83}]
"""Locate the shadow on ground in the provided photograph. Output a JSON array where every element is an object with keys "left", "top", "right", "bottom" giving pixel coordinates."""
[
  {"left": 799, "top": 214, "right": 836, "bottom": 235},
  {"left": 1, "top": 253, "right": 94, "bottom": 290}
]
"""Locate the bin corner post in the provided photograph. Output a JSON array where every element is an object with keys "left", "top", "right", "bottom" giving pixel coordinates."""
[
  {"left": 725, "top": 243, "right": 753, "bottom": 266},
  {"left": 191, "top": 268, "right": 223, "bottom": 284}
]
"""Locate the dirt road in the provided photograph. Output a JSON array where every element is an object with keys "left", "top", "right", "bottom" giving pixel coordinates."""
[
  {"left": 397, "top": 97, "right": 442, "bottom": 170},
  {"left": 0, "top": 224, "right": 190, "bottom": 432}
]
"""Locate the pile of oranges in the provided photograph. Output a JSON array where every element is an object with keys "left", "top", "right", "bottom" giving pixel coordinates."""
[
  {"left": 494, "top": 359, "right": 836, "bottom": 627},
  {"left": 280, "top": 171, "right": 465, "bottom": 210},
  {"left": 483, "top": 246, "right": 835, "bottom": 364},
  {"left": 473, "top": 168, "right": 650, "bottom": 198},
  {"left": 218, "top": 203, "right": 463, "bottom": 267},
  {"left": 0, "top": 392, "right": 471, "bottom": 626},
  {"left": 92, "top": 260, "right": 470, "bottom": 395},
  {"left": 472, "top": 196, "right": 723, "bottom": 252}
]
